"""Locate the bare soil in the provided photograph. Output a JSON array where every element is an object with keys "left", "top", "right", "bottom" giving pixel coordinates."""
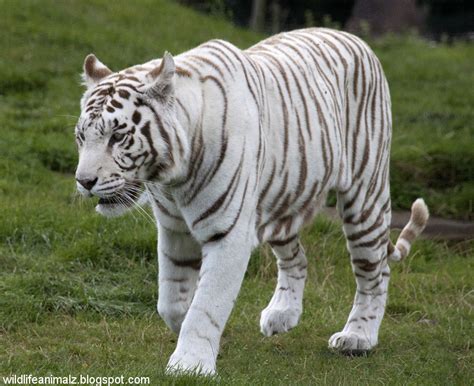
[{"left": 321, "top": 207, "right": 474, "bottom": 241}]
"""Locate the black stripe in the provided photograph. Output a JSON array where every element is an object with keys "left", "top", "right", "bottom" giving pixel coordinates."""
[{"left": 204, "top": 178, "right": 249, "bottom": 244}]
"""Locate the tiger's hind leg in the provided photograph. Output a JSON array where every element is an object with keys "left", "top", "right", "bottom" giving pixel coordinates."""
[
  {"left": 260, "top": 235, "right": 308, "bottom": 336},
  {"left": 328, "top": 187, "right": 392, "bottom": 353}
]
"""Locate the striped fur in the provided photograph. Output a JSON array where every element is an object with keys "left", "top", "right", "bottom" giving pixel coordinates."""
[{"left": 74, "top": 28, "right": 429, "bottom": 375}]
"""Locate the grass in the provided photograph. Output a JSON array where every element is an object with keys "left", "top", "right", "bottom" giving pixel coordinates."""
[
  {"left": 0, "top": 0, "right": 473, "bottom": 384},
  {"left": 374, "top": 35, "right": 474, "bottom": 219}
]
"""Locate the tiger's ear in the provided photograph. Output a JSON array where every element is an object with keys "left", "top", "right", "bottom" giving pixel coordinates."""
[
  {"left": 82, "top": 54, "right": 112, "bottom": 88},
  {"left": 145, "top": 52, "right": 175, "bottom": 102}
]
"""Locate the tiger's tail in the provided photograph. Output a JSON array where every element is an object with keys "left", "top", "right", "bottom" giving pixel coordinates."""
[{"left": 388, "top": 198, "right": 429, "bottom": 262}]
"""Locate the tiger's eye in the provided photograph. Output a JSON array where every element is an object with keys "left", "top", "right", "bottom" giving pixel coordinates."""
[{"left": 112, "top": 132, "right": 126, "bottom": 142}]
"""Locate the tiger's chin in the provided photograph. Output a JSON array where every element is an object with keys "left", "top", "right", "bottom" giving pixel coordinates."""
[{"left": 95, "top": 202, "right": 132, "bottom": 218}]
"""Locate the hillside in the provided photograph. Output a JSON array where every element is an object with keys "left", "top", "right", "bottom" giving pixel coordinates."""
[{"left": 1, "top": 1, "right": 473, "bottom": 219}]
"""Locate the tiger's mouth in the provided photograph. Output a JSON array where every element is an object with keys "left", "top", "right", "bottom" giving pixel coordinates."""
[
  {"left": 95, "top": 182, "right": 145, "bottom": 218},
  {"left": 96, "top": 183, "right": 143, "bottom": 207},
  {"left": 98, "top": 195, "right": 125, "bottom": 205}
]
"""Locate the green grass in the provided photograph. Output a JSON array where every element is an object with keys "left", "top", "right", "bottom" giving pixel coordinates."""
[
  {"left": 374, "top": 35, "right": 474, "bottom": 219},
  {"left": 0, "top": 0, "right": 473, "bottom": 384}
]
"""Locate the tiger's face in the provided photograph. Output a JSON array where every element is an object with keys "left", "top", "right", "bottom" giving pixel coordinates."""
[{"left": 75, "top": 53, "right": 183, "bottom": 217}]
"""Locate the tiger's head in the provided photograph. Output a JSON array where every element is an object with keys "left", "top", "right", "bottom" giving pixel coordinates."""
[{"left": 75, "top": 53, "right": 188, "bottom": 217}]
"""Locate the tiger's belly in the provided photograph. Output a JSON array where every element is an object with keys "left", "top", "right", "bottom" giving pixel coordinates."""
[{"left": 255, "top": 127, "right": 343, "bottom": 243}]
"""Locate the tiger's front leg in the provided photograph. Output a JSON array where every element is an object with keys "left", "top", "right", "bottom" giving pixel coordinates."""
[
  {"left": 166, "top": 232, "right": 252, "bottom": 375},
  {"left": 157, "top": 225, "right": 202, "bottom": 334}
]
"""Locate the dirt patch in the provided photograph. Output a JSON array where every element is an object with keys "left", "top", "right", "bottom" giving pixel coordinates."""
[{"left": 321, "top": 207, "right": 474, "bottom": 241}]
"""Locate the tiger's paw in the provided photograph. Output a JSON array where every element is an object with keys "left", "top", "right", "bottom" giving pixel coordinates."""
[
  {"left": 328, "top": 331, "right": 376, "bottom": 355},
  {"left": 260, "top": 307, "right": 301, "bottom": 337},
  {"left": 166, "top": 348, "right": 216, "bottom": 377}
]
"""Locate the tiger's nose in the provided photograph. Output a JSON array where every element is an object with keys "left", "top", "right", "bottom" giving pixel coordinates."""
[{"left": 76, "top": 177, "right": 98, "bottom": 191}]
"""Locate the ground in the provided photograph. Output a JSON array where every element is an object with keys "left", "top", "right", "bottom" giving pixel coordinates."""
[{"left": 0, "top": 0, "right": 473, "bottom": 384}]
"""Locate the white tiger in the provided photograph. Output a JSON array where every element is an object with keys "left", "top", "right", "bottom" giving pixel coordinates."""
[{"left": 74, "top": 28, "right": 429, "bottom": 375}]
